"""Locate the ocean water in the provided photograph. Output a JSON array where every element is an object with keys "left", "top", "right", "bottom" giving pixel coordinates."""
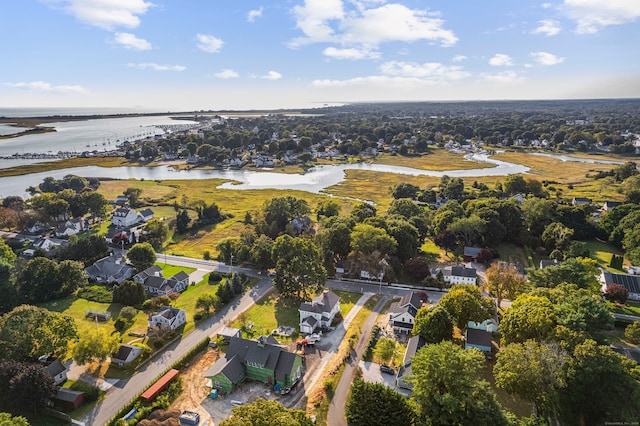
[
  {"left": 0, "top": 107, "right": 167, "bottom": 118},
  {"left": 0, "top": 114, "right": 198, "bottom": 156}
]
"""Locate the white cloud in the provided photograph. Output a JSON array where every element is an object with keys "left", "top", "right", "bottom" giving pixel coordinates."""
[
  {"left": 480, "top": 70, "right": 524, "bottom": 84},
  {"left": 452, "top": 55, "right": 467, "bottom": 62},
  {"left": 289, "top": 1, "right": 457, "bottom": 49},
  {"left": 214, "top": 69, "right": 239, "bottom": 79},
  {"left": 563, "top": 0, "right": 640, "bottom": 33},
  {"left": 5, "top": 81, "right": 88, "bottom": 93},
  {"left": 489, "top": 54, "right": 514, "bottom": 66},
  {"left": 379, "top": 61, "right": 470, "bottom": 80},
  {"left": 43, "top": 0, "right": 154, "bottom": 30},
  {"left": 196, "top": 34, "right": 224, "bottom": 53},
  {"left": 112, "top": 32, "right": 152, "bottom": 50},
  {"left": 323, "top": 47, "right": 380, "bottom": 60},
  {"left": 312, "top": 60, "right": 469, "bottom": 88},
  {"left": 261, "top": 71, "right": 282, "bottom": 80},
  {"left": 532, "top": 19, "right": 561, "bottom": 36},
  {"left": 247, "top": 6, "right": 264, "bottom": 22},
  {"left": 530, "top": 51, "right": 565, "bottom": 65},
  {"left": 127, "top": 63, "right": 186, "bottom": 71}
]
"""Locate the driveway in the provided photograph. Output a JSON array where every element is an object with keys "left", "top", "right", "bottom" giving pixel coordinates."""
[{"left": 358, "top": 361, "right": 411, "bottom": 397}]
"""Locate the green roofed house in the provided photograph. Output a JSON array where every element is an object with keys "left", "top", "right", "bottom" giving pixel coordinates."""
[{"left": 204, "top": 336, "right": 303, "bottom": 393}]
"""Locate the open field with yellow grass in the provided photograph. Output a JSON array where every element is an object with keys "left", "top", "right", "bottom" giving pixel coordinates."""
[
  {"left": 0, "top": 157, "right": 130, "bottom": 178},
  {"left": 374, "top": 150, "right": 494, "bottom": 171}
]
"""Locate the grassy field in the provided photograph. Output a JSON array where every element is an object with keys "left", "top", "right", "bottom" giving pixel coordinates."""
[
  {"left": 0, "top": 157, "right": 130, "bottom": 178},
  {"left": 158, "top": 262, "right": 196, "bottom": 277},
  {"left": 583, "top": 239, "right": 627, "bottom": 271},
  {"left": 375, "top": 150, "right": 494, "bottom": 171},
  {"left": 230, "top": 292, "right": 301, "bottom": 343},
  {"left": 230, "top": 289, "right": 362, "bottom": 344}
]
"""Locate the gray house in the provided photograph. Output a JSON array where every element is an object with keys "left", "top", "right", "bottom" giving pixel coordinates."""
[{"left": 85, "top": 255, "right": 134, "bottom": 284}]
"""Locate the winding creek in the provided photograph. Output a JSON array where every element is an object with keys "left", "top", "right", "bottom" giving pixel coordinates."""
[{"left": 0, "top": 152, "right": 625, "bottom": 199}]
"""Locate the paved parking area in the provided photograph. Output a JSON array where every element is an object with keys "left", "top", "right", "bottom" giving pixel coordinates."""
[{"left": 358, "top": 361, "right": 412, "bottom": 397}]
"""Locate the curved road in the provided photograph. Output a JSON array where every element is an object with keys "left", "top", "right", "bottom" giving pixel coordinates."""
[{"left": 81, "top": 268, "right": 273, "bottom": 426}]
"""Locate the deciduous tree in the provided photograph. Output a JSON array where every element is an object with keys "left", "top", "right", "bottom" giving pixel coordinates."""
[
  {"left": 272, "top": 235, "right": 327, "bottom": 300},
  {"left": 413, "top": 305, "right": 453, "bottom": 343},
  {"left": 127, "top": 242, "right": 156, "bottom": 272},
  {"left": 0, "top": 360, "right": 56, "bottom": 414},
  {"left": 409, "top": 341, "right": 508, "bottom": 426},
  {"left": 484, "top": 262, "right": 528, "bottom": 308},
  {"left": 71, "top": 327, "right": 120, "bottom": 366},
  {"left": 438, "top": 284, "right": 495, "bottom": 331}
]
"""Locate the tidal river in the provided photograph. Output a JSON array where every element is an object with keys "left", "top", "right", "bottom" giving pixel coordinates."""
[{"left": 0, "top": 153, "right": 529, "bottom": 199}]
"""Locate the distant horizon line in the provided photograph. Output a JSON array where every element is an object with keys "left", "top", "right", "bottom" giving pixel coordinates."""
[{"left": 1, "top": 97, "right": 639, "bottom": 118}]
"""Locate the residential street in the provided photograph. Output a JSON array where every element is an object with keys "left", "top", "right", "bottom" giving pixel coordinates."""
[
  {"left": 327, "top": 295, "right": 388, "bottom": 426},
  {"left": 80, "top": 273, "right": 273, "bottom": 426}
]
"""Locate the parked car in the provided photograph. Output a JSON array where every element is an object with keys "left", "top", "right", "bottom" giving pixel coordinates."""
[{"left": 380, "top": 364, "right": 395, "bottom": 375}]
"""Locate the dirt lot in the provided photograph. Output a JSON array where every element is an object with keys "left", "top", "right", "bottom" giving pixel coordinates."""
[{"left": 163, "top": 342, "right": 321, "bottom": 425}]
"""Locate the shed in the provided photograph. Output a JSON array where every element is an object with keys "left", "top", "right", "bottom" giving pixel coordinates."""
[{"left": 52, "top": 388, "right": 85, "bottom": 410}]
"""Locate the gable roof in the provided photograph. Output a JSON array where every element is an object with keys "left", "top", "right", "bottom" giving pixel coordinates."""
[
  {"left": 112, "top": 344, "right": 136, "bottom": 361},
  {"left": 300, "top": 290, "right": 340, "bottom": 314},
  {"left": 85, "top": 256, "right": 133, "bottom": 281},
  {"left": 45, "top": 359, "right": 66, "bottom": 377},
  {"left": 466, "top": 328, "right": 492, "bottom": 348},
  {"left": 451, "top": 266, "right": 477, "bottom": 278},
  {"left": 205, "top": 337, "right": 300, "bottom": 383},
  {"left": 139, "top": 208, "right": 154, "bottom": 217},
  {"left": 113, "top": 207, "right": 135, "bottom": 217},
  {"left": 403, "top": 335, "right": 426, "bottom": 365},
  {"left": 135, "top": 265, "right": 163, "bottom": 281},
  {"left": 171, "top": 271, "right": 189, "bottom": 281}
]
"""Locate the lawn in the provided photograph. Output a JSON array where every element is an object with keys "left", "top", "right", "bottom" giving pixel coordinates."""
[
  {"left": 230, "top": 289, "right": 362, "bottom": 344},
  {"left": 495, "top": 243, "right": 530, "bottom": 266},
  {"left": 230, "top": 292, "right": 301, "bottom": 343},
  {"left": 584, "top": 239, "right": 627, "bottom": 271},
  {"left": 332, "top": 289, "right": 364, "bottom": 317},
  {"left": 157, "top": 262, "right": 196, "bottom": 277}
]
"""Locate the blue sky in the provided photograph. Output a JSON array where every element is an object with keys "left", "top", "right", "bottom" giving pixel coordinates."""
[{"left": 1, "top": 0, "right": 639, "bottom": 111}]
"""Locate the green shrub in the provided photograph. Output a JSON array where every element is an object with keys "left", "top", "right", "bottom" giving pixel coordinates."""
[
  {"left": 69, "top": 381, "right": 102, "bottom": 402},
  {"left": 625, "top": 322, "right": 640, "bottom": 344},
  {"left": 209, "top": 271, "right": 224, "bottom": 283}
]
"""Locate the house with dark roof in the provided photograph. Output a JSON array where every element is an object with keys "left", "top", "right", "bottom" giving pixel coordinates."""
[
  {"left": 388, "top": 292, "right": 425, "bottom": 334},
  {"left": 433, "top": 265, "right": 477, "bottom": 285},
  {"left": 111, "top": 344, "right": 143, "bottom": 367},
  {"left": 572, "top": 197, "right": 592, "bottom": 206},
  {"left": 601, "top": 270, "right": 640, "bottom": 301},
  {"left": 133, "top": 265, "right": 189, "bottom": 296},
  {"left": 465, "top": 328, "right": 493, "bottom": 354},
  {"left": 602, "top": 201, "right": 623, "bottom": 211},
  {"left": 133, "top": 265, "right": 163, "bottom": 283},
  {"left": 299, "top": 290, "right": 341, "bottom": 334},
  {"left": 137, "top": 208, "right": 155, "bottom": 222},
  {"left": 396, "top": 335, "right": 426, "bottom": 390},
  {"left": 55, "top": 217, "right": 85, "bottom": 238},
  {"left": 112, "top": 207, "right": 139, "bottom": 227},
  {"left": 85, "top": 255, "right": 134, "bottom": 284},
  {"left": 148, "top": 306, "right": 187, "bottom": 330},
  {"left": 39, "top": 356, "right": 67, "bottom": 386},
  {"left": 204, "top": 336, "right": 303, "bottom": 393}
]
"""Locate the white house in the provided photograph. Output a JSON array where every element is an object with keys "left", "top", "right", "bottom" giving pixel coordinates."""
[
  {"left": 137, "top": 208, "right": 155, "bottom": 223},
  {"left": 436, "top": 265, "right": 478, "bottom": 285},
  {"left": 40, "top": 356, "right": 67, "bottom": 386},
  {"left": 112, "top": 207, "right": 139, "bottom": 227},
  {"left": 55, "top": 217, "right": 85, "bottom": 238},
  {"left": 299, "top": 290, "right": 341, "bottom": 334},
  {"left": 600, "top": 270, "right": 640, "bottom": 301},
  {"left": 388, "top": 292, "right": 425, "bottom": 334},
  {"left": 148, "top": 306, "right": 187, "bottom": 330},
  {"left": 111, "top": 344, "right": 143, "bottom": 367}
]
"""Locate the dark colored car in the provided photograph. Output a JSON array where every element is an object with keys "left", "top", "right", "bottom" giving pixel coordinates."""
[{"left": 380, "top": 364, "right": 395, "bottom": 375}]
